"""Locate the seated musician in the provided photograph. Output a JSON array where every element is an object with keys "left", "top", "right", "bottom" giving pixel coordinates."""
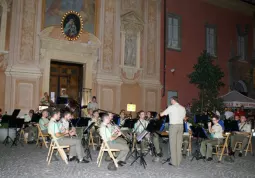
[
  {"left": 40, "top": 92, "right": 52, "bottom": 106},
  {"left": 23, "top": 110, "right": 38, "bottom": 143},
  {"left": 39, "top": 109, "right": 49, "bottom": 135},
  {"left": 86, "top": 108, "right": 93, "bottom": 118},
  {"left": 146, "top": 111, "right": 155, "bottom": 121},
  {"left": 88, "top": 110, "right": 101, "bottom": 128},
  {"left": 87, "top": 96, "right": 99, "bottom": 111},
  {"left": 182, "top": 115, "right": 192, "bottom": 157},
  {"left": 99, "top": 113, "right": 129, "bottom": 170},
  {"left": 48, "top": 109, "right": 89, "bottom": 163},
  {"left": 230, "top": 115, "right": 251, "bottom": 157},
  {"left": 134, "top": 110, "right": 149, "bottom": 153},
  {"left": 118, "top": 110, "right": 126, "bottom": 126},
  {"left": 60, "top": 111, "right": 76, "bottom": 137},
  {"left": 200, "top": 115, "right": 223, "bottom": 161}
]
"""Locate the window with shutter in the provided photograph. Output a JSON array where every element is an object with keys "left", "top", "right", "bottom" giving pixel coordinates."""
[
  {"left": 167, "top": 14, "right": 181, "bottom": 51},
  {"left": 205, "top": 25, "right": 217, "bottom": 57}
]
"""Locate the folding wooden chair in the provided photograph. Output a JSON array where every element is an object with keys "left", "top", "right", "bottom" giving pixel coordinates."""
[
  {"left": 46, "top": 134, "right": 69, "bottom": 165},
  {"left": 212, "top": 133, "right": 230, "bottom": 162},
  {"left": 36, "top": 124, "right": 49, "bottom": 148},
  {"left": 96, "top": 141, "right": 120, "bottom": 168},
  {"left": 19, "top": 125, "right": 27, "bottom": 144},
  {"left": 233, "top": 133, "right": 253, "bottom": 156}
]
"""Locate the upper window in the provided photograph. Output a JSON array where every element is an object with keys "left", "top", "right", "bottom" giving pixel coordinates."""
[
  {"left": 237, "top": 35, "right": 247, "bottom": 60},
  {"left": 205, "top": 25, "right": 217, "bottom": 57},
  {"left": 167, "top": 14, "right": 181, "bottom": 50}
]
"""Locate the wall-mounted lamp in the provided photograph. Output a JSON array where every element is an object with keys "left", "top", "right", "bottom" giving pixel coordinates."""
[{"left": 170, "top": 68, "right": 175, "bottom": 73}]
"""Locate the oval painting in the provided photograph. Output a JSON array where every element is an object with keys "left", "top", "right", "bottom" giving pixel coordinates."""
[{"left": 61, "top": 11, "right": 83, "bottom": 41}]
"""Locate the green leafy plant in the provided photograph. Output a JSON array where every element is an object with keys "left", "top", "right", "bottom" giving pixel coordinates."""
[{"left": 188, "top": 51, "right": 225, "bottom": 116}]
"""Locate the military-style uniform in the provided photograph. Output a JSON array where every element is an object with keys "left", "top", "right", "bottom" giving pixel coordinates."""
[
  {"left": 48, "top": 118, "right": 85, "bottom": 161},
  {"left": 200, "top": 123, "right": 223, "bottom": 159},
  {"left": 230, "top": 122, "right": 251, "bottom": 153},
  {"left": 99, "top": 122, "right": 129, "bottom": 162},
  {"left": 39, "top": 117, "right": 49, "bottom": 134},
  {"left": 87, "top": 102, "right": 99, "bottom": 111}
]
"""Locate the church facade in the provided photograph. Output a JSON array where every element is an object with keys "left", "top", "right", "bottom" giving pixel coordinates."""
[{"left": 0, "top": 0, "right": 162, "bottom": 115}]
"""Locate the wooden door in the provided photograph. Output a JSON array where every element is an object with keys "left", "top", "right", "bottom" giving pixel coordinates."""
[{"left": 50, "top": 61, "right": 83, "bottom": 104}]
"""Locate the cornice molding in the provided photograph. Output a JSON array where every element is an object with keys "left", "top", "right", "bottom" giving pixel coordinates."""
[{"left": 203, "top": 0, "right": 255, "bottom": 16}]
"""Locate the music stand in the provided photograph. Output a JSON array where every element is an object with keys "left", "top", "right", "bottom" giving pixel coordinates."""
[
  {"left": 130, "top": 130, "right": 149, "bottom": 169},
  {"left": 190, "top": 126, "right": 208, "bottom": 161},
  {"left": 2, "top": 115, "right": 15, "bottom": 145},
  {"left": 11, "top": 119, "right": 25, "bottom": 147},
  {"left": 123, "top": 119, "right": 137, "bottom": 129},
  {"left": 82, "top": 122, "right": 95, "bottom": 161}
]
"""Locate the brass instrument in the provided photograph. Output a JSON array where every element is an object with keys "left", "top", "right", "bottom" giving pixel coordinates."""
[{"left": 110, "top": 120, "right": 130, "bottom": 142}]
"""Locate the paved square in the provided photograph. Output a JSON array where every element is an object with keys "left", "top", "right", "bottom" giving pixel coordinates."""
[{"left": 0, "top": 142, "right": 255, "bottom": 178}]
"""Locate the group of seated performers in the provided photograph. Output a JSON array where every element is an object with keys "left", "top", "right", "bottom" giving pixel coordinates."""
[
  {"left": 199, "top": 114, "right": 252, "bottom": 161},
  {"left": 13, "top": 97, "right": 254, "bottom": 171}
]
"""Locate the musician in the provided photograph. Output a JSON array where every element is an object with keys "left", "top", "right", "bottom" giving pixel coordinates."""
[
  {"left": 146, "top": 111, "right": 153, "bottom": 121},
  {"left": 230, "top": 115, "right": 251, "bottom": 157},
  {"left": 48, "top": 109, "right": 89, "bottom": 163},
  {"left": 200, "top": 115, "right": 223, "bottom": 161},
  {"left": 60, "top": 111, "right": 76, "bottom": 136},
  {"left": 160, "top": 96, "right": 186, "bottom": 167},
  {"left": 88, "top": 110, "right": 101, "bottom": 128},
  {"left": 39, "top": 109, "right": 49, "bottom": 134},
  {"left": 119, "top": 111, "right": 126, "bottom": 126},
  {"left": 182, "top": 115, "right": 192, "bottom": 157},
  {"left": 23, "top": 110, "right": 38, "bottom": 143},
  {"left": 60, "top": 88, "right": 68, "bottom": 98},
  {"left": 40, "top": 92, "right": 52, "bottom": 106},
  {"left": 99, "top": 113, "right": 129, "bottom": 170},
  {"left": 87, "top": 96, "right": 99, "bottom": 111},
  {"left": 134, "top": 110, "right": 149, "bottom": 153}
]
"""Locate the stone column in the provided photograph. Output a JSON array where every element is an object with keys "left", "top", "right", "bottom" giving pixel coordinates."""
[{"left": 4, "top": 0, "right": 41, "bottom": 115}]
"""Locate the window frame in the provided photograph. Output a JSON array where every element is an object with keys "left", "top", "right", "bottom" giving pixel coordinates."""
[
  {"left": 166, "top": 13, "right": 182, "bottom": 51},
  {"left": 205, "top": 24, "right": 217, "bottom": 58},
  {"left": 237, "top": 34, "right": 248, "bottom": 60}
]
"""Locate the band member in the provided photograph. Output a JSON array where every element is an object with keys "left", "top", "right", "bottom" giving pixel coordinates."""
[
  {"left": 230, "top": 115, "right": 251, "bottom": 157},
  {"left": 39, "top": 110, "right": 49, "bottom": 134},
  {"left": 146, "top": 111, "right": 154, "bottom": 121},
  {"left": 87, "top": 96, "right": 99, "bottom": 111},
  {"left": 88, "top": 110, "right": 101, "bottom": 128},
  {"left": 40, "top": 92, "right": 52, "bottom": 106},
  {"left": 200, "top": 115, "right": 223, "bottom": 161},
  {"left": 24, "top": 110, "right": 38, "bottom": 143},
  {"left": 160, "top": 96, "right": 186, "bottom": 167},
  {"left": 134, "top": 110, "right": 149, "bottom": 153},
  {"left": 99, "top": 113, "right": 129, "bottom": 170},
  {"left": 118, "top": 110, "right": 126, "bottom": 126},
  {"left": 182, "top": 115, "right": 192, "bottom": 157},
  {"left": 60, "top": 111, "right": 76, "bottom": 136},
  {"left": 48, "top": 109, "right": 89, "bottom": 163}
]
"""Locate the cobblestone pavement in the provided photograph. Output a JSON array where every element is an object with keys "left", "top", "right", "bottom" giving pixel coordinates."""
[{"left": 0, "top": 142, "right": 255, "bottom": 178}]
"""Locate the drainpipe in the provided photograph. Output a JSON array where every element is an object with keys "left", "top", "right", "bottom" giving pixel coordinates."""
[{"left": 162, "top": 0, "right": 166, "bottom": 97}]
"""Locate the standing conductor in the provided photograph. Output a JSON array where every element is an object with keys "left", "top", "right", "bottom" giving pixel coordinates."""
[{"left": 160, "top": 96, "right": 186, "bottom": 166}]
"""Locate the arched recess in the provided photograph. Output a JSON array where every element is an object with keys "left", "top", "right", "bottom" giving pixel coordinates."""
[{"left": 39, "top": 26, "right": 101, "bottom": 105}]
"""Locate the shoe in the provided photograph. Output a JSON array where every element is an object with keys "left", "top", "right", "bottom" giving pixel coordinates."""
[
  {"left": 77, "top": 158, "right": 89, "bottom": 163},
  {"left": 207, "top": 157, "right": 213, "bottom": 161},
  {"left": 168, "top": 162, "right": 175, "bottom": 166},
  {"left": 118, "top": 161, "right": 126, "bottom": 164},
  {"left": 117, "top": 161, "right": 124, "bottom": 167},
  {"left": 108, "top": 162, "right": 117, "bottom": 171},
  {"left": 238, "top": 152, "right": 242, "bottom": 157},
  {"left": 229, "top": 150, "right": 235, "bottom": 156},
  {"left": 69, "top": 156, "right": 78, "bottom": 162}
]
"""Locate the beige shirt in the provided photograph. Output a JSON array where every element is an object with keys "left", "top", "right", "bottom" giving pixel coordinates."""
[
  {"left": 99, "top": 123, "right": 114, "bottom": 142},
  {"left": 211, "top": 123, "right": 223, "bottom": 139},
  {"left": 239, "top": 122, "right": 251, "bottom": 133},
  {"left": 134, "top": 119, "right": 149, "bottom": 134},
  {"left": 87, "top": 102, "right": 99, "bottom": 111},
  {"left": 162, "top": 103, "right": 186, "bottom": 125}
]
